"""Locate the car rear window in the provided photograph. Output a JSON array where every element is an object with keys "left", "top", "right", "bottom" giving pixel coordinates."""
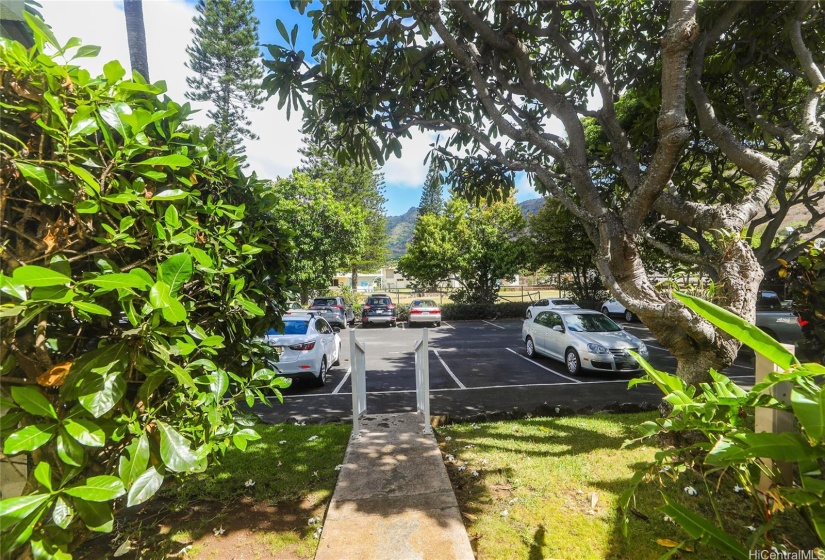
[
  {"left": 412, "top": 300, "right": 437, "bottom": 307},
  {"left": 268, "top": 320, "right": 309, "bottom": 335},
  {"left": 367, "top": 298, "right": 391, "bottom": 306},
  {"left": 312, "top": 298, "right": 337, "bottom": 306}
]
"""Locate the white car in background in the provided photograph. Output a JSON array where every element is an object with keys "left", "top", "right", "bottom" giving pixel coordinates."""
[
  {"left": 521, "top": 309, "right": 649, "bottom": 375},
  {"left": 407, "top": 299, "right": 442, "bottom": 327},
  {"left": 601, "top": 298, "right": 638, "bottom": 322},
  {"left": 525, "top": 297, "right": 580, "bottom": 319},
  {"left": 263, "top": 312, "right": 341, "bottom": 386}
]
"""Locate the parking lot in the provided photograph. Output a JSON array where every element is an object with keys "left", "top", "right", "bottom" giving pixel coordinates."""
[{"left": 252, "top": 319, "right": 757, "bottom": 424}]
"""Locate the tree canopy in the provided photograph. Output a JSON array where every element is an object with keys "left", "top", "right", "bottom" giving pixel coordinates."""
[
  {"left": 186, "top": 0, "right": 264, "bottom": 158},
  {"left": 265, "top": 0, "right": 825, "bottom": 382},
  {"left": 398, "top": 196, "right": 529, "bottom": 304}
]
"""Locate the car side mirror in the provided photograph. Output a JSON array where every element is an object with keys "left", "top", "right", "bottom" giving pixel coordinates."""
[
  {"left": 552, "top": 325, "right": 564, "bottom": 332},
  {"left": 333, "top": 327, "right": 341, "bottom": 333}
]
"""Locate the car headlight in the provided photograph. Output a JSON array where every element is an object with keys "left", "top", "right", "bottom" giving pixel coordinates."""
[
  {"left": 587, "top": 343, "right": 608, "bottom": 354},
  {"left": 638, "top": 341, "right": 648, "bottom": 354}
]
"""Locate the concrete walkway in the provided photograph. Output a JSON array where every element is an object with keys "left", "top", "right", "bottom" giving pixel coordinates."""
[{"left": 315, "top": 413, "right": 475, "bottom": 560}]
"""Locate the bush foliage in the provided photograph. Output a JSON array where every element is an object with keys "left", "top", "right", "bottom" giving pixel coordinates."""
[
  {"left": 439, "top": 301, "right": 530, "bottom": 321},
  {"left": 621, "top": 292, "right": 825, "bottom": 557},
  {"left": 0, "top": 20, "right": 290, "bottom": 557}
]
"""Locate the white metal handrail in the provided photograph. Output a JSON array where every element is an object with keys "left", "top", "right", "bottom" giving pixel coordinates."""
[
  {"left": 349, "top": 329, "right": 367, "bottom": 438},
  {"left": 414, "top": 328, "right": 432, "bottom": 435}
]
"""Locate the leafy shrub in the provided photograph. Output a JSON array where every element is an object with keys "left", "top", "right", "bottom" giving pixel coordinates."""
[
  {"left": 0, "top": 19, "right": 290, "bottom": 557},
  {"left": 440, "top": 302, "right": 530, "bottom": 321},
  {"left": 782, "top": 242, "right": 825, "bottom": 363},
  {"left": 620, "top": 291, "right": 825, "bottom": 557}
]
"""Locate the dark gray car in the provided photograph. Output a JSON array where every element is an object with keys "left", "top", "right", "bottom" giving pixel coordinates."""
[{"left": 310, "top": 296, "right": 354, "bottom": 327}]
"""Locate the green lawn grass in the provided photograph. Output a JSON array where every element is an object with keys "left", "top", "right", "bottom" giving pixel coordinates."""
[{"left": 437, "top": 413, "right": 818, "bottom": 559}]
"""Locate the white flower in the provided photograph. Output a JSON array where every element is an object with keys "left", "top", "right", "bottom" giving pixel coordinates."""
[
  {"left": 471, "top": 471, "right": 479, "bottom": 477},
  {"left": 500, "top": 509, "right": 509, "bottom": 517},
  {"left": 294, "top": 421, "right": 305, "bottom": 426},
  {"left": 684, "top": 486, "right": 698, "bottom": 496},
  {"left": 445, "top": 454, "right": 455, "bottom": 461},
  {"left": 659, "top": 465, "right": 671, "bottom": 473},
  {"left": 554, "top": 407, "right": 560, "bottom": 413},
  {"left": 334, "top": 464, "right": 344, "bottom": 471},
  {"left": 746, "top": 525, "right": 757, "bottom": 532},
  {"left": 213, "top": 526, "right": 225, "bottom": 536},
  {"left": 663, "top": 515, "right": 674, "bottom": 524},
  {"left": 308, "top": 435, "right": 319, "bottom": 441},
  {"left": 279, "top": 440, "right": 287, "bottom": 445},
  {"left": 464, "top": 445, "right": 474, "bottom": 449},
  {"left": 313, "top": 526, "right": 323, "bottom": 539},
  {"left": 576, "top": 489, "right": 584, "bottom": 495},
  {"left": 244, "top": 479, "right": 255, "bottom": 487},
  {"left": 734, "top": 485, "right": 744, "bottom": 493},
  {"left": 308, "top": 517, "right": 319, "bottom": 526},
  {"left": 508, "top": 498, "right": 518, "bottom": 505},
  {"left": 472, "top": 425, "right": 480, "bottom": 430},
  {"left": 457, "top": 465, "right": 466, "bottom": 472},
  {"left": 445, "top": 436, "right": 452, "bottom": 441}
]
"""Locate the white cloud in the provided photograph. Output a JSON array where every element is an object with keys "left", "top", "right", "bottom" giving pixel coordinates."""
[
  {"left": 38, "top": 0, "right": 304, "bottom": 180},
  {"left": 380, "top": 129, "right": 439, "bottom": 188}
]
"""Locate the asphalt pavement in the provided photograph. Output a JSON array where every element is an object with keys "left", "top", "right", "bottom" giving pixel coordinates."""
[{"left": 252, "top": 319, "right": 756, "bottom": 425}]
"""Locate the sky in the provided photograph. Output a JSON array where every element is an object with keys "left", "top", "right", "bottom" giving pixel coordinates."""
[{"left": 36, "top": 0, "right": 540, "bottom": 216}]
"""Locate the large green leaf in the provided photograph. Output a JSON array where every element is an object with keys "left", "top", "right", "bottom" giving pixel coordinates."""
[
  {"left": 0, "top": 502, "right": 47, "bottom": 554},
  {"left": 12, "top": 265, "right": 72, "bottom": 287},
  {"left": 136, "top": 155, "right": 192, "bottom": 169},
  {"left": 706, "top": 433, "right": 815, "bottom": 466},
  {"left": 99, "top": 101, "right": 131, "bottom": 139},
  {"left": 14, "top": 162, "right": 74, "bottom": 205},
  {"left": 0, "top": 273, "right": 27, "bottom": 301},
  {"left": 30, "top": 286, "right": 74, "bottom": 303},
  {"left": 158, "top": 253, "right": 193, "bottom": 294},
  {"left": 102, "top": 61, "right": 126, "bottom": 84},
  {"left": 152, "top": 189, "right": 188, "bottom": 201},
  {"left": 157, "top": 421, "right": 199, "bottom": 473},
  {"left": 64, "top": 476, "right": 125, "bottom": 502},
  {"left": 73, "top": 301, "right": 112, "bottom": 317},
  {"left": 659, "top": 494, "right": 749, "bottom": 559},
  {"left": 80, "top": 273, "right": 149, "bottom": 291},
  {"left": 56, "top": 431, "right": 85, "bottom": 467},
  {"left": 73, "top": 498, "right": 113, "bottom": 532},
  {"left": 33, "top": 462, "right": 52, "bottom": 491},
  {"left": 51, "top": 495, "right": 75, "bottom": 530},
  {"left": 61, "top": 342, "right": 129, "bottom": 400},
  {"left": 149, "top": 281, "right": 187, "bottom": 324},
  {"left": 673, "top": 291, "right": 798, "bottom": 370},
  {"left": 792, "top": 389, "right": 825, "bottom": 443},
  {"left": 63, "top": 418, "right": 106, "bottom": 447},
  {"left": 76, "top": 369, "right": 127, "bottom": 418},
  {"left": 3, "top": 423, "right": 57, "bottom": 455},
  {"left": 126, "top": 466, "right": 164, "bottom": 507},
  {"left": 118, "top": 434, "right": 150, "bottom": 488},
  {"left": 0, "top": 493, "right": 50, "bottom": 525},
  {"left": 10, "top": 386, "right": 57, "bottom": 419}
]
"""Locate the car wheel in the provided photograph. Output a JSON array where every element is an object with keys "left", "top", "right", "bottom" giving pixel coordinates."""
[
  {"left": 332, "top": 342, "right": 341, "bottom": 366},
  {"left": 390, "top": 321, "right": 397, "bottom": 328},
  {"left": 525, "top": 336, "right": 536, "bottom": 358},
  {"left": 601, "top": 307, "right": 609, "bottom": 316},
  {"left": 565, "top": 348, "right": 581, "bottom": 376},
  {"left": 434, "top": 322, "right": 440, "bottom": 328},
  {"left": 316, "top": 357, "right": 327, "bottom": 387},
  {"left": 624, "top": 309, "right": 635, "bottom": 322}
]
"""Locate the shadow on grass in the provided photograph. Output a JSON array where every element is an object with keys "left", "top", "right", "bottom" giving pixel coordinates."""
[{"left": 75, "top": 423, "right": 351, "bottom": 560}]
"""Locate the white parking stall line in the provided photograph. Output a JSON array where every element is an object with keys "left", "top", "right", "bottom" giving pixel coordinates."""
[
  {"left": 441, "top": 321, "right": 454, "bottom": 329},
  {"left": 433, "top": 350, "right": 466, "bottom": 389},
  {"left": 482, "top": 320, "right": 506, "bottom": 330},
  {"left": 505, "top": 348, "right": 582, "bottom": 383},
  {"left": 332, "top": 366, "right": 351, "bottom": 394}
]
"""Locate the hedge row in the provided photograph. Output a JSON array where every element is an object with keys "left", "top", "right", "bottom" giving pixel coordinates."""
[{"left": 393, "top": 302, "right": 531, "bottom": 322}]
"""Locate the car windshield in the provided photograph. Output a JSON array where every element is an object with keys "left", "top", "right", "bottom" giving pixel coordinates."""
[
  {"left": 268, "top": 321, "right": 309, "bottom": 335},
  {"left": 565, "top": 314, "right": 621, "bottom": 333},
  {"left": 412, "top": 300, "right": 437, "bottom": 307},
  {"left": 550, "top": 299, "right": 576, "bottom": 306}
]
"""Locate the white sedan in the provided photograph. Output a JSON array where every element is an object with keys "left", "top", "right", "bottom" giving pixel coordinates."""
[
  {"left": 525, "top": 297, "right": 580, "bottom": 318},
  {"left": 263, "top": 312, "right": 341, "bottom": 386},
  {"left": 601, "top": 298, "right": 637, "bottom": 322},
  {"left": 407, "top": 299, "right": 441, "bottom": 327}
]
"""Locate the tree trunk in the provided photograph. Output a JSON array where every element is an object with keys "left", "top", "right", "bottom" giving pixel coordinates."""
[
  {"left": 124, "top": 0, "right": 150, "bottom": 81},
  {"left": 351, "top": 267, "right": 358, "bottom": 293}
]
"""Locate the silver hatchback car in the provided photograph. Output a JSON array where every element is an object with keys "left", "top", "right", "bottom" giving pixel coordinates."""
[{"left": 521, "top": 309, "right": 649, "bottom": 375}]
